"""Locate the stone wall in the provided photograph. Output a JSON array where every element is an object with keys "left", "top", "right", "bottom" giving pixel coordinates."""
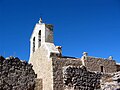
[
  {"left": 101, "top": 72, "right": 120, "bottom": 90},
  {"left": 84, "top": 56, "right": 117, "bottom": 73},
  {"left": 63, "top": 66, "right": 102, "bottom": 90},
  {"left": 0, "top": 56, "right": 36, "bottom": 90},
  {"left": 52, "top": 57, "right": 82, "bottom": 90}
]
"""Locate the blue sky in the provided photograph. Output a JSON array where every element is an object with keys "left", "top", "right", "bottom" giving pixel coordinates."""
[{"left": 0, "top": 0, "right": 120, "bottom": 62}]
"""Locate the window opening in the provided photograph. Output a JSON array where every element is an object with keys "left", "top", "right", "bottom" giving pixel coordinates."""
[
  {"left": 33, "top": 37, "right": 35, "bottom": 53},
  {"left": 101, "top": 66, "right": 104, "bottom": 72},
  {"left": 38, "top": 30, "right": 41, "bottom": 47}
]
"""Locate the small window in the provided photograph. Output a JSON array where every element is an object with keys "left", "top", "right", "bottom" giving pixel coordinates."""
[{"left": 101, "top": 66, "right": 104, "bottom": 72}]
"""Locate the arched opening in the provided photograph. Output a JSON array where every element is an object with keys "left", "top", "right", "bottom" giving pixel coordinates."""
[
  {"left": 38, "top": 30, "right": 41, "bottom": 47},
  {"left": 33, "top": 37, "right": 35, "bottom": 53}
]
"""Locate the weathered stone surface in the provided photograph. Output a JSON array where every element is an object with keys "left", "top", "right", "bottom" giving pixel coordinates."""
[
  {"left": 0, "top": 56, "right": 36, "bottom": 90},
  {"left": 63, "top": 65, "right": 102, "bottom": 90},
  {"left": 101, "top": 72, "right": 120, "bottom": 90},
  {"left": 84, "top": 56, "right": 117, "bottom": 73},
  {"left": 52, "top": 57, "right": 83, "bottom": 90}
]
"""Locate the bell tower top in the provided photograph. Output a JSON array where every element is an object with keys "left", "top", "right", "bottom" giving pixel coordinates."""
[{"left": 30, "top": 18, "right": 56, "bottom": 57}]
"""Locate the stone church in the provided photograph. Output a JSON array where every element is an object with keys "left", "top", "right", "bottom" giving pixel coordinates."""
[{"left": 29, "top": 18, "right": 120, "bottom": 90}]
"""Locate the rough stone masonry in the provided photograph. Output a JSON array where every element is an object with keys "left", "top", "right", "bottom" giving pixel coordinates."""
[
  {"left": 63, "top": 65, "right": 102, "bottom": 90},
  {"left": 0, "top": 56, "right": 36, "bottom": 90}
]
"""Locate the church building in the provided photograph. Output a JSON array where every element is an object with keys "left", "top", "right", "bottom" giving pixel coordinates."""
[{"left": 29, "top": 18, "right": 120, "bottom": 90}]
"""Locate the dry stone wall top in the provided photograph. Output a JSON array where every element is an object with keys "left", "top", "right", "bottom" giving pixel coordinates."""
[
  {"left": 0, "top": 56, "right": 37, "bottom": 90},
  {"left": 63, "top": 65, "right": 102, "bottom": 90}
]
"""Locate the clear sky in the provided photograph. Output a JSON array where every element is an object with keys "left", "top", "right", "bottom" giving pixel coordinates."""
[{"left": 0, "top": 0, "right": 120, "bottom": 62}]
